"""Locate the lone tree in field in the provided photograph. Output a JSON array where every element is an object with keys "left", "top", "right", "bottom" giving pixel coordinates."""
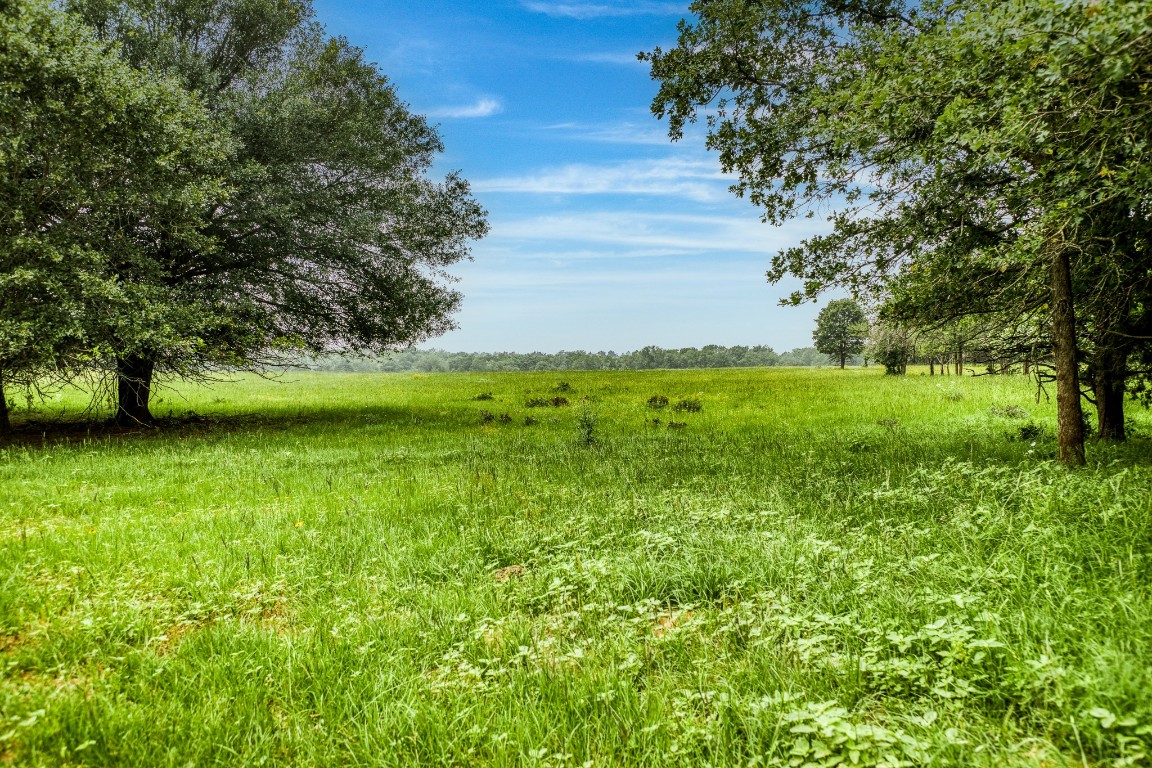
[
  {"left": 813, "top": 300, "right": 868, "bottom": 369},
  {"left": 644, "top": 0, "right": 1152, "bottom": 465},
  {"left": 67, "top": 0, "right": 488, "bottom": 425},
  {"left": 0, "top": 0, "right": 226, "bottom": 433}
]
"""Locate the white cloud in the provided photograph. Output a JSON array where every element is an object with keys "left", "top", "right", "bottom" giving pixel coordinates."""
[
  {"left": 428, "top": 98, "right": 503, "bottom": 119},
  {"left": 474, "top": 158, "right": 730, "bottom": 202},
  {"left": 521, "top": 1, "right": 685, "bottom": 19},
  {"left": 489, "top": 210, "right": 816, "bottom": 254},
  {"left": 545, "top": 121, "right": 671, "bottom": 145}
]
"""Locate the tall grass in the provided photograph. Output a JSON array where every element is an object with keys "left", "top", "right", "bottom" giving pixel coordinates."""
[{"left": 1, "top": 368, "right": 1150, "bottom": 766}]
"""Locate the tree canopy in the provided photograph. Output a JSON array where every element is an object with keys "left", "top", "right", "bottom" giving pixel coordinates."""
[
  {"left": 812, "top": 300, "right": 868, "bottom": 369},
  {"left": 55, "top": 0, "right": 488, "bottom": 424},
  {"left": 0, "top": 0, "right": 227, "bottom": 431},
  {"left": 0, "top": 0, "right": 488, "bottom": 427},
  {"left": 645, "top": 0, "right": 1152, "bottom": 464}
]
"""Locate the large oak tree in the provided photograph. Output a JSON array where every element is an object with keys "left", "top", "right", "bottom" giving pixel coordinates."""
[
  {"left": 68, "top": 0, "right": 488, "bottom": 424},
  {"left": 0, "top": 0, "right": 226, "bottom": 432}
]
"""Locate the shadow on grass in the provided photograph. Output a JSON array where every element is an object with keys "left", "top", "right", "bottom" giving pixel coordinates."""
[{"left": 0, "top": 403, "right": 468, "bottom": 450}]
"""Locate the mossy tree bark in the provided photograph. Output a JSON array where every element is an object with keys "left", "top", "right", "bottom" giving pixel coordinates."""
[{"left": 1051, "top": 247, "right": 1086, "bottom": 466}]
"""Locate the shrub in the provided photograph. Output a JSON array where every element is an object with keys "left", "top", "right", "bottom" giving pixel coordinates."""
[
  {"left": 936, "top": 384, "right": 964, "bottom": 402},
  {"left": 647, "top": 395, "right": 669, "bottom": 409},
  {"left": 553, "top": 381, "right": 572, "bottom": 393},
  {"left": 498, "top": 413, "right": 512, "bottom": 423},
  {"left": 990, "top": 405, "right": 1028, "bottom": 419},
  {"left": 1018, "top": 422, "right": 1044, "bottom": 440},
  {"left": 527, "top": 396, "right": 570, "bottom": 408},
  {"left": 478, "top": 410, "right": 495, "bottom": 424},
  {"left": 673, "top": 398, "right": 702, "bottom": 412},
  {"left": 667, "top": 421, "right": 687, "bottom": 429},
  {"left": 576, "top": 405, "right": 597, "bottom": 446},
  {"left": 473, "top": 393, "right": 495, "bottom": 401}
]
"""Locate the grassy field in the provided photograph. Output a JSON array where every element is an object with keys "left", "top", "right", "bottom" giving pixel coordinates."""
[{"left": 1, "top": 367, "right": 1151, "bottom": 767}]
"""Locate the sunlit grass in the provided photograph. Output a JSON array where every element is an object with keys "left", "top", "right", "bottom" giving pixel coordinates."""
[{"left": 1, "top": 367, "right": 1150, "bottom": 766}]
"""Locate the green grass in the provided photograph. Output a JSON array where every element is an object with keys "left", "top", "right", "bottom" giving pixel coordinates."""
[{"left": 1, "top": 367, "right": 1151, "bottom": 767}]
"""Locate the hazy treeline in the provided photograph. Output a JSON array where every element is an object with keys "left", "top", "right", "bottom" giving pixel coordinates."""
[{"left": 297, "top": 345, "right": 846, "bottom": 373}]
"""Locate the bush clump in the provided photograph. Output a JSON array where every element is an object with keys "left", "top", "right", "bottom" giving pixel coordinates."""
[
  {"left": 647, "top": 395, "right": 669, "bottom": 409},
  {"left": 576, "top": 406, "right": 597, "bottom": 446},
  {"left": 553, "top": 381, "right": 572, "bottom": 393},
  {"left": 473, "top": 393, "right": 495, "bottom": 401},
  {"left": 673, "top": 398, "right": 702, "bottom": 413},
  {"left": 527, "top": 396, "right": 570, "bottom": 408},
  {"left": 1017, "top": 422, "right": 1044, "bottom": 440}
]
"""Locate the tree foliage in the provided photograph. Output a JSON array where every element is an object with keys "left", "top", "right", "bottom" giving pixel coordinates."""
[
  {"left": 812, "top": 299, "right": 868, "bottom": 369},
  {"left": 0, "top": 0, "right": 225, "bottom": 430},
  {"left": 7, "top": 0, "right": 492, "bottom": 425},
  {"left": 645, "top": 0, "right": 1152, "bottom": 464}
]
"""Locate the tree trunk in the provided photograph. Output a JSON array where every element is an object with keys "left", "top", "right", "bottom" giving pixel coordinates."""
[
  {"left": 929, "top": 357, "right": 935, "bottom": 376},
  {"left": 0, "top": 373, "right": 10, "bottom": 437},
  {"left": 1051, "top": 247, "right": 1085, "bottom": 466},
  {"left": 840, "top": 353, "right": 846, "bottom": 369},
  {"left": 1093, "top": 350, "right": 1127, "bottom": 441},
  {"left": 116, "top": 355, "right": 156, "bottom": 426}
]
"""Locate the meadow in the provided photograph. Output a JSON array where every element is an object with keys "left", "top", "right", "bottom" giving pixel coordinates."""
[{"left": 1, "top": 367, "right": 1150, "bottom": 767}]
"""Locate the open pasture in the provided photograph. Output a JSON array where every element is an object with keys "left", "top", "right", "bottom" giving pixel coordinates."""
[{"left": 1, "top": 368, "right": 1151, "bottom": 767}]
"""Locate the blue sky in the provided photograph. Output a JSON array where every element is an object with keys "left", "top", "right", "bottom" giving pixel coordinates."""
[{"left": 314, "top": 0, "right": 830, "bottom": 353}]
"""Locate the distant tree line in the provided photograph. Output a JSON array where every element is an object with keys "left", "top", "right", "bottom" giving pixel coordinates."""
[{"left": 298, "top": 345, "right": 842, "bottom": 373}]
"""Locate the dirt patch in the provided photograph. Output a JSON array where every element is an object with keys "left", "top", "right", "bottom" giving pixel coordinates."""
[
  {"left": 493, "top": 564, "right": 528, "bottom": 583},
  {"left": 480, "top": 624, "right": 505, "bottom": 650},
  {"left": 153, "top": 621, "right": 208, "bottom": 656},
  {"left": 0, "top": 630, "right": 41, "bottom": 658},
  {"left": 654, "top": 610, "right": 694, "bottom": 639},
  {"left": 257, "top": 601, "right": 296, "bottom": 636}
]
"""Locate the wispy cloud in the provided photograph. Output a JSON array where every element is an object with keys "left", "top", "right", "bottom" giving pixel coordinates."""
[
  {"left": 545, "top": 121, "right": 671, "bottom": 146},
  {"left": 522, "top": 1, "right": 684, "bottom": 19},
  {"left": 474, "top": 158, "right": 729, "bottom": 201},
  {"left": 568, "top": 51, "right": 647, "bottom": 66},
  {"left": 428, "top": 98, "right": 503, "bottom": 119},
  {"left": 490, "top": 211, "right": 813, "bottom": 254}
]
